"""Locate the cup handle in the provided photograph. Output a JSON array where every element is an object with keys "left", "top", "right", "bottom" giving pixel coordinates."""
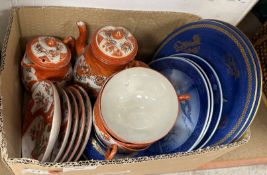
[
  {"left": 177, "top": 94, "right": 191, "bottom": 101},
  {"left": 126, "top": 60, "right": 149, "bottom": 69},
  {"left": 105, "top": 144, "right": 118, "bottom": 160}
]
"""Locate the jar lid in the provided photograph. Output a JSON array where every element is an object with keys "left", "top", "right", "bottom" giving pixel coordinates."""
[
  {"left": 90, "top": 26, "right": 138, "bottom": 66},
  {"left": 26, "top": 36, "right": 71, "bottom": 69}
]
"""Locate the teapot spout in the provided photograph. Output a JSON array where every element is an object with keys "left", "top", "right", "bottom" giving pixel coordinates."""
[{"left": 76, "top": 21, "right": 87, "bottom": 57}]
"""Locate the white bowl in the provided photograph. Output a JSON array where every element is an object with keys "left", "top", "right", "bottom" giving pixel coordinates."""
[{"left": 100, "top": 67, "right": 179, "bottom": 144}]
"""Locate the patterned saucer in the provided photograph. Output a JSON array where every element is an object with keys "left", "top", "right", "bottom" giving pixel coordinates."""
[
  {"left": 148, "top": 57, "right": 210, "bottom": 153},
  {"left": 59, "top": 88, "right": 79, "bottom": 162},
  {"left": 67, "top": 86, "right": 86, "bottom": 161},
  {"left": 73, "top": 85, "right": 93, "bottom": 161},
  {"left": 172, "top": 53, "right": 223, "bottom": 148},
  {"left": 22, "top": 80, "right": 61, "bottom": 161},
  {"left": 50, "top": 87, "right": 72, "bottom": 162}
]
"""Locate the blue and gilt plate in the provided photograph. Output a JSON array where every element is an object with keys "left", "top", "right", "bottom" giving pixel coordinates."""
[
  {"left": 153, "top": 20, "right": 257, "bottom": 146},
  {"left": 171, "top": 53, "right": 223, "bottom": 148},
  {"left": 206, "top": 20, "right": 262, "bottom": 142},
  {"left": 147, "top": 57, "right": 210, "bottom": 154}
]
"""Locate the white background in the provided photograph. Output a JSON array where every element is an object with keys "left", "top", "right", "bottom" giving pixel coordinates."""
[{"left": 0, "top": 0, "right": 259, "bottom": 47}]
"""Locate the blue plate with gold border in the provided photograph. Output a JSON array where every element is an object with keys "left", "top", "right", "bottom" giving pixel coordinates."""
[
  {"left": 153, "top": 20, "right": 257, "bottom": 146},
  {"left": 206, "top": 20, "right": 262, "bottom": 142}
]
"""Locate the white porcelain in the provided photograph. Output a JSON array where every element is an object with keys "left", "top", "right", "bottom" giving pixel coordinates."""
[
  {"left": 22, "top": 81, "right": 61, "bottom": 162},
  {"left": 73, "top": 85, "right": 93, "bottom": 161},
  {"left": 100, "top": 67, "right": 179, "bottom": 144},
  {"left": 67, "top": 86, "right": 86, "bottom": 162},
  {"left": 59, "top": 88, "right": 79, "bottom": 162},
  {"left": 50, "top": 88, "right": 72, "bottom": 162}
]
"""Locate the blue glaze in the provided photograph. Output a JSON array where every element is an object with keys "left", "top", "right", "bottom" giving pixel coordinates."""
[
  {"left": 153, "top": 21, "right": 257, "bottom": 146},
  {"left": 84, "top": 131, "right": 147, "bottom": 160},
  {"left": 208, "top": 20, "right": 262, "bottom": 142},
  {"left": 172, "top": 53, "right": 223, "bottom": 148},
  {"left": 148, "top": 57, "right": 210, "bottom": 154}
]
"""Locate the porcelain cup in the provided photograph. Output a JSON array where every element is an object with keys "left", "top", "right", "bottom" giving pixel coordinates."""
[{"left": 93, "top": 67, "right": 190, "bottom": 159}]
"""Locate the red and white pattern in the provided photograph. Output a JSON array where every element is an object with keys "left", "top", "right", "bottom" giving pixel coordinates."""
[
  {"left": 31, "top": 37, "right": 68, "bottom": 63},
  {"left": 74, "top": 55, "right": 106, "bottom": 91},
  {"left": 96, "top": 26, "right": 135, "bottom": 58}
]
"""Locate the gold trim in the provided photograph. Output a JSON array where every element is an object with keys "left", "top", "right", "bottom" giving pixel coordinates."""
[
  {"left": 230, "top": 33, "right": 263, "bottom": 142},
  {"left": 155, "top": 24, "right": 255, "bottom": 145}
]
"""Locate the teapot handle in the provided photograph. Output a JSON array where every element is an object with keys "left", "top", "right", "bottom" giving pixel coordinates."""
[{"left": 105, "top": 144, "right": 118, "bottom": 160}]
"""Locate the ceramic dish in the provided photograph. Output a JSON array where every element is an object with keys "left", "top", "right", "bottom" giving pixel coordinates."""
[
  {"left": 172, "top": 53, "right": 223, "bottom": 148},
  {"left": 167, "top": 55, "right": 214, "bottom": 148},
  {"left": 100, "top": 67, "right": 179, "bottom": 145},
  {"left": 22, "top": 80, "right": 61, "bottom": 161},
  {"left": 148, "top": 57, "right": 210, "bottom": 153},
  {"left": 50, "top": 87, "right": 72, "bottom": 162},
  {"left": 205, "top": 20, "right": 262, "bottom": 143},
  {"left": 93, "top": 95, "right": 151, "bottom": 160},
  {"left": 59, "top": 88, "right": 79, "bottom": 162},
  {"left": 153, "top": 20, "right": 257, "bottom": 146},
  {"left": 84, "top": 131, "right": 147, "bottom": 160},
  {"left": 67, "top": 86, "right": 86, "bottom": 161},
  {"left": 72, "top": 85, "right": 93, "bottom": 161}
]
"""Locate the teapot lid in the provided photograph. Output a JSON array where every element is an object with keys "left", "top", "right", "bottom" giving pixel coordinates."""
[
  {"left": 26, "top": 36, "right": 71, "bottom": 69},
  {"left": 90, "top": 26, "right": 138, "bottom": 65}
]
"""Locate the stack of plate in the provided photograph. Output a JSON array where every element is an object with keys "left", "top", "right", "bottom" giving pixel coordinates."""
[
  {"left": 146, "top": 19, "right": 262, "bottom": 154},
  {"left": 22, "top": 82, "right": 93, "bottom": 162}
]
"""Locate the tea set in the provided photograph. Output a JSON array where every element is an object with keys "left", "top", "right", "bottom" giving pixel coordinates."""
[{"left": 21, "top": 19, "right": 261, "bottom": 161}]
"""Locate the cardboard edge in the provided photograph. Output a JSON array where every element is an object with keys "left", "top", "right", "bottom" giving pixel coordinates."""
[
  {"left": 5, "top": 131, "right": 250, "bottom": 168},
  {"left": 0, "top": 8, "right": 19, "bottom": 175},
  {"left": 199, "top": 157, "right": 267, "bottom": 170},
  {"left": 14, "top": 6, "right": 201, "bottom": 19},
  {"left": 0, "top": 9, "right": 14, "bottom": 73}
]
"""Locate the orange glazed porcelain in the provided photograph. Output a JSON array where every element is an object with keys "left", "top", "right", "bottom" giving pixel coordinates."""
[
  {"left": 21, "top": 36, "right": 73, "bottom": 91},
  {"left": 73, "top": 21, "right": 138, "bottom": 97}
]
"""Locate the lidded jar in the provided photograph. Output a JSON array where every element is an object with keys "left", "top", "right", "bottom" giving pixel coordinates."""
[
  {"left": 73, "top": 22, "right": 138, "bottom": 97},
  {"left": 21, "top": 36, "right": 73, "bottom": 91}
]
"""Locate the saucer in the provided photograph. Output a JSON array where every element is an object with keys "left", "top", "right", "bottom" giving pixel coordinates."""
[
  {"left": 59, "top": 88, "right": 79, "bottom": 162},
  {"left": 50, "top": 87, "right": 72, "bottom": 162},
  {"left": 172, "top": 53, "right": 223, "bottom": 148},
  {"left": 73, "top": 85, "right": 93, "bottom": 161},
  {"left": 67, "top": 86, "right": 86, "bottom": 161},
  {"left": 149, "top": 57, "right": 210, "bottom": 153},
  {"left": 22, "top": 81, "right": 61, "bottom": 161}
]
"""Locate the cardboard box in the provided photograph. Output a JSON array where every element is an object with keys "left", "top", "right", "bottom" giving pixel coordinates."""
[{"left": 0, "top": 7, "right": 249, "bottom": 175}]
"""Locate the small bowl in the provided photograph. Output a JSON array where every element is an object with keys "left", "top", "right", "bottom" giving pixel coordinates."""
[{"left": 100, "top": 67, "right": 179, "bottom": 145}]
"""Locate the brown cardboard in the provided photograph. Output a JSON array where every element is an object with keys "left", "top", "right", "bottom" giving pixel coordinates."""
[
  {"left": 200, "top": 98, "right": 267, "bottom": 170},
  {"left": 0, "top": 7, "right": 249, "bottom": 175}
]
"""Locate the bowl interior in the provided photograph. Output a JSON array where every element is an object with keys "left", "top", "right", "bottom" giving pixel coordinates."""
[{"left": 100, "top": 67, "right": 178, "bottom": 144}]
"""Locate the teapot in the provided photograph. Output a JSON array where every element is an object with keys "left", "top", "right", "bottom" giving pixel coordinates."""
[
  {"left": 73, "top": 21, "right": 139, "bottom": 97},
  {"left": 21, "top": 36, "right": 74, "bottom": 91}
]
